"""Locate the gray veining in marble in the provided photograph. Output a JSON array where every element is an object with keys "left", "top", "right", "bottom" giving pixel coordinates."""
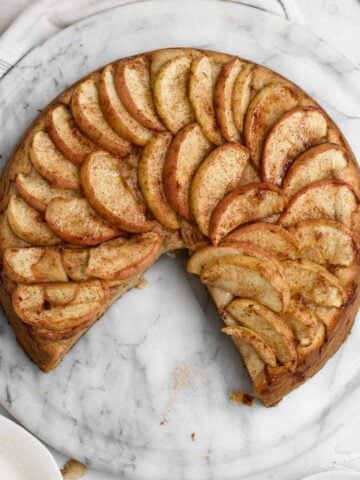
[{"left": 1, "top": 1, "right": 360, "bottom": 478}]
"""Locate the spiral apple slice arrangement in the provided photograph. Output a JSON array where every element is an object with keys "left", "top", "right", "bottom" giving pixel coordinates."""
[{"left": 1, "top": 48, "right": 359, "bottom": 405}]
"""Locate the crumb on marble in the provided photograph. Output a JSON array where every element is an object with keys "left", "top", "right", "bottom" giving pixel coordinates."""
[
  {"left": 61, "top": 459, "right": 88, "bottom": 479},
  {"left": 191, "top": 432, "right": 196, "bottom": 441},
  {"left": 136, "top": 277, "right": 148, "bottom": 289},
  {"left": 229, "top": 390, "right": 254, "bottom": 406}
]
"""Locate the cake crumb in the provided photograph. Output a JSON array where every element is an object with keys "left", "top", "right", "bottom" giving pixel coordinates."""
[
  {"left": 229, "top": 390, "right": 254, "bottom": 406},
  {"left": 191, "top": 432, "right": 196, "bottom": 441},
  {"left": 136, "top": 277, "right": 148, "bottom": 289},
  {"left": 61, "top": 459, "right": 88, "bottom": 479}
]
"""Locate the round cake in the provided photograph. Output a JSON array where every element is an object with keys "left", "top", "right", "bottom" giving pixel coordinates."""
[{"left": 1, "top": 48, "right": 359, "bottom": 407}]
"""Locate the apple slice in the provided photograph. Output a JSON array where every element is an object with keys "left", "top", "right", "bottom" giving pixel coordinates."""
[
  {"left": 225, "top": 299, "right": 297, "bottom": 371},
  {"left": 163, "top": 123, "right": 213, "bottom": 220},
  {"left": 46, "top": 104, "right": 95, "bottom": 164},
  {"left": 282, "top": 259, "right": 346, "bottom": 307},
  {"left": 115, "top": 56, "right": 165, "bottom": 132},
  {"left": 189, "top": 55, "right": 222, "bottom": 145},
  {"left": 225, "top": 223, "right": 300, "bottom": 260},
  {"left": 13, "top": 280, "right": 109, "bottom": 331},
  {"left": 29, "top": 131, "right": 81, "bottom": 190},
  {"left": 232, "top": 63, "right": 254, "bottom": 135},
  {"left": 117, "top": 148, "right": 145, "bottom": 207},
  {"left": 279, "top": 179, "right": 359, "bottom": 228},
  {"left": 282, "top": 143, "right": 357, "bottom": 196},
  {"left": 285, "top": 300, "right": 318, "bottom": 347},
  {"left": 99, "top": 64, "right": 152, "bottom": 146},
  {"left": 222, "top": 325, "right": 277, "bottom": 367},
  {"left": 244, "top": 83, "right": 299, "bottom": 167},
  {"left": 4, "top": 247, "right": 68, "bottom": 283},
  {"left": 208, "top": 286, "right": 234, "bottom": 309},
  {"left": 61, "top": 248, "right": 90, "bottom": 282},
  {"left": 210, "top": 183, "right": 287, "bottom": 245},
  {"left": 292, "top": 219, "right": 357, "bottom": 266},
  {"left": 297, "top": 321, "right": 325, "bottom": 358},
  {"left": 15, "top": 169, "right": 78, "bottom": 213},
  {"left": 0, "top": 212, "right": 28, "bottom": 251},
  {"left": 214, "top": 58, "right": 243, "bottom": 142},
  {"left": 86, "top": 232, "right": 161, "bottom": 280},
  {"left": 7, "top": 195, "right": 61, "bottom": 246},
  {"left": 153, "top": 55, "right": 195, "bottom": 133},
  {"left": 149, "top": 48, "right": 201, "bottom": 83},
  {"left": 190, "top": 143, "right": 249, "bottom": 236},
  {"left": 187, "top": 242, "right": 283, "bottom": 276},
  {"left": 81, "top": 150, "right": 152, "bottom": 232},
  {"left": 45, "top": 197, "right": 120, "bottom": 245},
  {"left": 200, "top": 255, "right": 290, "bottom": 313},
  {"left": 262, "top": 107, "right": 328, "bottom": 185},
  {"left": 238, "top": 162, "right": 261, "bottom": 186},
  {"left": 138, "top": 133, "right": 180, "bottom": 230},
  {"left": 71, "top": 74, "right": 130, "bottom": 157}
]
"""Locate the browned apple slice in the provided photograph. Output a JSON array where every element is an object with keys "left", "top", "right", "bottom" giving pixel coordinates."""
[
  {"left": 46, "top": 104, "right": 96, "bottom": 164},
  {"left": 214, "top": 58, "right": 243, "bottom": 142},
  {"left": 225, "top": 299, "right": 297, "bottom": 371},
  {"left": 200, "top": 255, "right": 290, "bottom": 313},
  {"left": 153, "top": 55, "right": 195, "bottom": 133},
  {"left": 285, "top": 300, "right": 318, "bottom": 347},
  {"left": 190, "top": 143, "right": 249, "bottom": 236},
  {"left": 189, "top": 55, "right": 222, "bottom": 145},
  {"left": 99, "top": 64, "right": 152, "bottom": 146},
  {"left": 210, "top": 183, "right": 287, "bottom": 245},
  {"left": 282, "top": 259, "right": 346, "bottom": 307},
  {"left": 225, "top": 223, "right": 300, "bottom": 260},
  {"left": 138, "top": 133, "right": 180, "bottom": 230},
  {"left": 15, "top": 169, "right": 78, "bottom": 213},
  {"left": 115, "top": 56, "right": 165, "bottom": 131},
  {"left": 71, "top": 74, "right": 130, "bottom": 157},
  {"left": 13, "top": 280, "right": 109, "bottom": 331},
  {"left": 163, "top": 123, "right": 213, "bottom": 220},
  {"left": 232, "top": 63, "right": 255, "bottom": 135},
  {"left": 150, "top": 48, "right": 202, "bottom": 84},
  {"left": 222, "top": 325, "right": 277, "bottom": 367},
  {"left": 262, "top": 107, "right": 328, "bottom": 185},
  {"left": 244, "top": 83, "right": 299, "bottom": 167},
  {"left": 4, "top": 247, "right": 68, "bottom": 283},
  {"left": 45, "top": 197, "right": 120, "bottom": 245},
  {"left": 81, "top": 150, "right": 152, "bottom": 233},
  {"left": 282, "top": 143, "right": 358, "bottom": 196},
  {"left": 31, "top": 319, "right": 94, "bottom": 341},
  {"left": 29, "top": 131, "right": 81, "bottom": 190},
  {"left": 187, "top": 242, "right": 283, "bottom": 276},
  {"left": 292, "top": 219, "right": 357, "bottom": 266},
  {"left": 7, "top": 195, "right": 61, "bottom": 246},
  {"left": 279, "top": 179, "right": 359, "bottom": 228},
  {"left": 61, "top": 248, "right": 90, "bottom": 282},
  {"left": 86, "top": 232, "right": 162, "bottom": 280}
]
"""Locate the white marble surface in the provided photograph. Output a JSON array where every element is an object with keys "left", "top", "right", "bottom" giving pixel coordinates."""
[{"left": 0, "top": 1, "right": 360, "bottom": 479}]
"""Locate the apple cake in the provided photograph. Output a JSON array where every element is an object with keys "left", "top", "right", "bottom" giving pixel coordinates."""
[{"left": 1, "top": 48, "right": 359, "bottom": 407}]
